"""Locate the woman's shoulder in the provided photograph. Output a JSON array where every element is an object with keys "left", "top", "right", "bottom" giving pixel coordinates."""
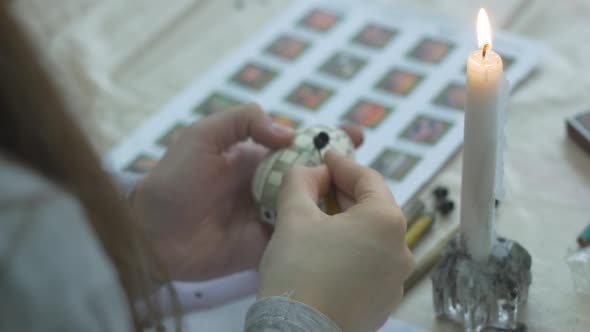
[
  {"left": 0, "top": 155, "right": 59, "bottom": 204},
  {"left": 0, "top": 155, "right": 77, "bottom": 250},
  {"left": 0, "top": 155, "right": 132, "bottom": 331},
  {"left": 0, "top": 155, "right": 91, "bottom": 256}
]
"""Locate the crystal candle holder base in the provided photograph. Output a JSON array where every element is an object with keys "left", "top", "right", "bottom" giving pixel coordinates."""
[{"left": 431, "top": 235, "right": 532, "bottom": 332}]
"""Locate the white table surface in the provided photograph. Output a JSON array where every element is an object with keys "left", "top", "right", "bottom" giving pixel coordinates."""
[{"left": 12, "top": 0, "right": 590, "bottom": 331}]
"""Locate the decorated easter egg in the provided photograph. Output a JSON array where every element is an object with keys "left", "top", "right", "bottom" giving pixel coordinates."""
[{"left": 252, "top": 125, "right": 355, "bottom": 224}]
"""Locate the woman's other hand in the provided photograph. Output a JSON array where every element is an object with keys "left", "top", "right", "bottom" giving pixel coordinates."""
[{"left": 257, "top": 151, "right": 414, "bottom": 332}]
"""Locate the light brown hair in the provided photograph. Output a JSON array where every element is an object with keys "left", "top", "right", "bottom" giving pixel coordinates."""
[{"left": 0, "top": 4, "right": 179, "bottom": 331}]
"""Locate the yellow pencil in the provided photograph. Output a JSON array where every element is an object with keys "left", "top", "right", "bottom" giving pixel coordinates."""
[{"left": 405, "top": 213, "right": 434, "bottom": 250}]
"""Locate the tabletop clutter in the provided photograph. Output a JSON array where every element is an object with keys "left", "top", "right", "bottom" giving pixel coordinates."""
[
  {"left": 566, "top": 223, "right": 590, "bottom": 297},
  {"left": 565, "top": 111, "right": 590, "bottom": 299},
  {"left": 100, "top": 0, "right": 590, "bottom": 331}
]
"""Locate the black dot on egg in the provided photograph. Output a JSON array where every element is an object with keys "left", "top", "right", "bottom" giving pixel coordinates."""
[{"left": 313, "top": 131, "right": 330, "bottom": 150}]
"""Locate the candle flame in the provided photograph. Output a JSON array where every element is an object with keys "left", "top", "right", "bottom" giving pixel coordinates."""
[{"left": 477, "top": 8, "right": 492, "bottom": 51}]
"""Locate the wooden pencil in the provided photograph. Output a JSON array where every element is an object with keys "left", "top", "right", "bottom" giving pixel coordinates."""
[{"left": 404, "top": 224, "right": 459, "bottom": 292}]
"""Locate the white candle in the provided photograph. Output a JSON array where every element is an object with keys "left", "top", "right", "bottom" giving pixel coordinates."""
[{"left": 461, "top": 8, "right": 508, "bottom": 261}]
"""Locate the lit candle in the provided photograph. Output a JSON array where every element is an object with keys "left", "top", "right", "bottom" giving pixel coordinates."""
[{"left": 461, "top": 8, "right": 509, "bottom": 261}]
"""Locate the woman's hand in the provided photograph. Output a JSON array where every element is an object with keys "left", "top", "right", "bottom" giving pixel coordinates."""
[
  {"left": 257, "top": 151, "right": 414, "bottom": 332},
  {"left": 132, "top": 104, "right": 363, "bottom": 281}
]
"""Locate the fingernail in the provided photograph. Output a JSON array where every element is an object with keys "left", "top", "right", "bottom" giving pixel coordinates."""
[
  {"left": 271, "top": 122, "right": 295, "bottom": 136},
  {"left": 326, "top": 149, "right": 354, "bottom": 160}
]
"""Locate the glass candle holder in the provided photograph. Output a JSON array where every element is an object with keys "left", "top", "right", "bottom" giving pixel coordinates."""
[{"left": 431, "top": 234, "right": 532, "bottom": 332}]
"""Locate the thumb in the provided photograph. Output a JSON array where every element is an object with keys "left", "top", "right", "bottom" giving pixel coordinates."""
[
  {"left": 191, "top": 103, "right": 294, "bottom": 153},
  {"left": 324, "top": 150, "right": 396, "bottom": 207},
  {"left": 276, "top": 165, "right": 331, "bottom": 225}
]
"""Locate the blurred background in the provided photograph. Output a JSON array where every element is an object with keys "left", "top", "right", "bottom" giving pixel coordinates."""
[{"left": 10, "top": 0, "right": 590, "bottom": 152}]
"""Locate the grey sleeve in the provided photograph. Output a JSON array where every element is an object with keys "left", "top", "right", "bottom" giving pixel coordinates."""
[
  {"left": 244, "top": 296, "right": 342, "bottom": 332},
  {"left": 0, "top": 161, "right": 133, "bottom": 332}
]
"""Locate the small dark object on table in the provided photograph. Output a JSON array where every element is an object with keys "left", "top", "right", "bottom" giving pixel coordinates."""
[
  {"left": 577, "top": 223, "right": 590, "bottom": 248},
  {"left": 566, "top": 110, "right": 590, "bottom": 154},
  {"left": 432, "top": 186, "right": 449, "bottom": 199},
  {"left": 432, "top": 185, "right": 454, "bottom": 216},
  {"left": 436, "top": 199, "right": 455, "bottom": 215}
]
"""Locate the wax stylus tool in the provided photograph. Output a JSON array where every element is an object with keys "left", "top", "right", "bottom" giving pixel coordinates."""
[
  {"left": 313, "top": 131, "right": 330, "bottom": 161},
  {"left": 312, "top": 131, "right": 342, "bottom": 214}
]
